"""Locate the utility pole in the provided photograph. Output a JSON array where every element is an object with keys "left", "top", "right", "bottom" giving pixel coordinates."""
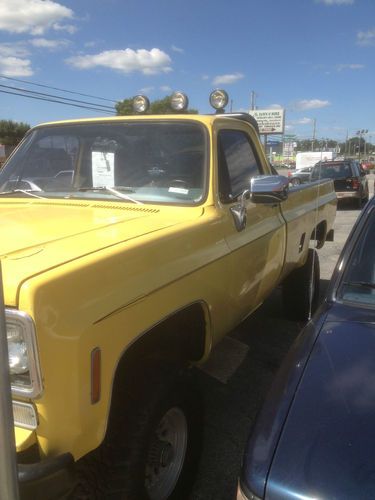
[
  {"left": 311, "top": 118, "right": 316, "bottom": 152},
  {"left": 250, "top": 91, "right": 256, "bottom": 111},
  {"left": 356, "top": 130, "right": 366, "bottom": 161},
  {"left": 345, "top": 129, "right": 348, "bottom": 156}
]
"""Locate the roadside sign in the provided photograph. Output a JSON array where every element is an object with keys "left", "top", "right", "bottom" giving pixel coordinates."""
[
  {"left": 249, "top": 109, "right": 285, "bottom": 134},
  {"left": 283, "top": 143, "right": 295, "bottom": 156}
]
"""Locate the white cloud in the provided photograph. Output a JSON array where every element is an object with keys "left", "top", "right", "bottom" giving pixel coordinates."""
[
  {"left": 357, "top": 29, "right": 375, "bottom": 46},
  {"left": 267, "top": 103, "right": 283, "bottom": 109},
  {"left": 66, "top": 48, "right": 172, "bottom": 75},
  {"left": 295, "top": 117, "right": 313, "bottom": 125},
  {"left": 52, "top": 22, "right": 77, "bottom": 34},
  {"left": 171, "top": 45, "right": 184, "bottom": 54},
  {"left": 316, "top": 0, "right": 354, "bottom": 5},
  {"left": 0, "top": 43, "right": 30, "bottom": 58},
  {"left": 202, "top": 75, "right": 210, "bottom": 81},
  {"left": 0, "top": 0, "right": 74, "bottom": 35},
  {"left": 0, "top": 57, "right": 33, "bottom": 77},
  {"left": 0, "top": 43, "right": 33, "bottom": 76},
  {"left": 29, "top": 37, "right": 70, "bottom": 50},
  {"left": 336, "top": 63, "right": 364, "bottom": 71},
  {"left": 160, "top": 85, "right": 172, "bottom": 92},
  {"left": 139, "top": 86, "right": 154, "bottom": 94},
  {"left": 294, "top": 99, "right": 331, "bottom": 110},
  {"left": 212, "top": 72, "right": 244, "bottom": 85},
  {"left": 84, "top": 41, "right": 98, "bottom": 48}
]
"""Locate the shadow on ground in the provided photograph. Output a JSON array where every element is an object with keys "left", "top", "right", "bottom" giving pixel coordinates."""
[{"left": 189, "top": 279, "right": 331, "bottom": 499}]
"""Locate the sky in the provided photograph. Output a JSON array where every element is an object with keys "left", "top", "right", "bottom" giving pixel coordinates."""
[{"left": 0, "top": 0, "right": 374, "bottom": 142}]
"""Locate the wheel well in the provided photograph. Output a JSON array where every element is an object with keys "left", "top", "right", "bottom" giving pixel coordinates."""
[
  {"left": 106, "top": 303, "right": 207, "bottom": 438},
  {"left": 112, "top": 302, "right": 207, "bottom": 384},
  {"left": 311, "top": 220, "right": 327, "bottom": 249}
]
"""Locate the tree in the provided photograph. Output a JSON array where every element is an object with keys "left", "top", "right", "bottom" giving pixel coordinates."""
[
  {"left": 116, "top": 95, "right": 198, "bottom": 115},
  {"left": 115, "top": 98, "right": 134, "bottom": 116},
  {"left": 0, "top": 120, "right": 30, "bottom": 145}
]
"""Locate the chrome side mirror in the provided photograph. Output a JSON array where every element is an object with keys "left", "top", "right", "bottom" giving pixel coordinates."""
[{"left": 250, "top": 175, "right": 289, "bottom": 204}]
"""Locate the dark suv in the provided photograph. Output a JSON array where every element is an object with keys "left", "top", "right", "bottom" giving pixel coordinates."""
[{"left": 310, "top": 160, "right": 369, "bottom": 208}]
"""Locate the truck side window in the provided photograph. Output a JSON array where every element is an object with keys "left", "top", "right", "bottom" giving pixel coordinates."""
[{"left": 218, "top": 130, "right": 262, "bottom": 202}]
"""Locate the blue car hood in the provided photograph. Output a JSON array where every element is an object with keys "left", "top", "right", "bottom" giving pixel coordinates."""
[{"left": 267, "top": 305, "right": 375, "bottom": 500}]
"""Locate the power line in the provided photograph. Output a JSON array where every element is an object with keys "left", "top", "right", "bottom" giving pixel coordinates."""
[
  {"left": 0, "top": 74, "right": 118, "bottom": 104},
  {"left": 0, "top": 83, "right": 115, "bottom": 112},
  {"left": 0, "top": 89, "right": 116, "bottom": 115}
]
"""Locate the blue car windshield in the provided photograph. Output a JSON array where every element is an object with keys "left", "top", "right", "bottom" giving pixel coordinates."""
[
  {"left": 338, "top": 211, "right": 375, "bottom": 307},
  {"left": 0, "top": 120, "right": 207, "bottom": 205}
]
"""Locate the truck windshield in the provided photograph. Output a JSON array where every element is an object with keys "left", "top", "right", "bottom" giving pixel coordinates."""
[{"left": 0, "top": 121, "right": 207, "bottom": 205}]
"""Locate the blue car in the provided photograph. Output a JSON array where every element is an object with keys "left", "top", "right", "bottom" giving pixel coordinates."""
[{"left": 238, "top": 196, "right": 375, "bottom": 500}]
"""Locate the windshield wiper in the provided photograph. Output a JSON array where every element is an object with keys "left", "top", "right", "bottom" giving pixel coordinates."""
[
  {"left": 0, "top": 189, "right": 46, "bottom": 199},
  {"left": 343, "top": 281, "right": 375, "bottom": 289},
  {"left": 74, "top": 186, "right": 143, "bottom": 205}
]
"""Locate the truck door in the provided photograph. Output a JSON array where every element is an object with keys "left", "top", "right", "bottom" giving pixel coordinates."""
[{"left": 216, "top": 124, "right": 286, "bottom": 319}]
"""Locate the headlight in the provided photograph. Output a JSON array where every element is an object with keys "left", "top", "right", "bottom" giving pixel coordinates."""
[{"left": 6, "top": 310, "right": 42, "bottom": 398}]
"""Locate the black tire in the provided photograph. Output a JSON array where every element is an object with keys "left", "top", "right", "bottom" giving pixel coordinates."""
[
  {"left": 282, "top": 248, "right": 320, "bottom": 321},
  {"left": 72, "top": 365, "right": 202, "bottom": 500},
  {"left": 290, "top": 177, "right": 301, "bottom": 186}
]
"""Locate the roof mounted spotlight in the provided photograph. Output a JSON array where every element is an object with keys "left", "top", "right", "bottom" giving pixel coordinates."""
[
  {"left": 133, "top": 95, "right": 150, "bottom": 114},
  {"left": 170, "top": 91, "right": 189, "bottom": 112},
  {"left": 209, "top": 89, "right": 229, "bottom": 114}
]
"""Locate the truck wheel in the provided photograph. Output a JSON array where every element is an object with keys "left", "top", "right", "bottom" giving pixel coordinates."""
[
  {"left": 282, "top": 248, "right": 320, "bottom": 321},
  {"left": 290, "top": 177, "right": 301, "bottom": 186},
  {"left": 73, "top": 366, "right": 202, "bottom": 500}
]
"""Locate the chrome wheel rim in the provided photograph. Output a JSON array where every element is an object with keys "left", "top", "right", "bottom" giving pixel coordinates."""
[{"left": 145, "top": 407, "right": 188, "bottom": 500}]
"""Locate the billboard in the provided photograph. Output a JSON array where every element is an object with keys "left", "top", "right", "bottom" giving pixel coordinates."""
[{"left": 249, "top": 109, "right": 285, "bottom": 134}]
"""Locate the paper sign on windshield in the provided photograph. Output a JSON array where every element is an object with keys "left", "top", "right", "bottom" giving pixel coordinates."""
[{"left": 92, "top": 151, "right": 115, "bottom": 187}]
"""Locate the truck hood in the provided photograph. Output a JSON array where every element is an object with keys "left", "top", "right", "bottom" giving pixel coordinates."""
[
  {"left": 1, "top": 199, "right": 203, "bottom": 305},
  {"left": 266, "top": 303, "right": 375, "bottom": 499}
]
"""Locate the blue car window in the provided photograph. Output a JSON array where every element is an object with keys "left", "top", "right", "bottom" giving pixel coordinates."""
[{"left": 338, "top": 212, "right": 375, "bottom": 306}]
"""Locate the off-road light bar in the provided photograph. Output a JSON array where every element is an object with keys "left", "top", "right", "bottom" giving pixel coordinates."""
[
  {"left": 133, "top": 95, "right": 150, "bottom": 113},
  {"left": 209, "top": 89, "right": 229, "bottom": 112},
  {"left": 170, "top": 92, "right": 189, "bottom": 111}
]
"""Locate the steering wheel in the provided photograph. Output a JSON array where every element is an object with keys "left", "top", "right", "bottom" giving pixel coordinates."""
[{"left": 169, "top": 179, "right": 189, "bottom": 188}]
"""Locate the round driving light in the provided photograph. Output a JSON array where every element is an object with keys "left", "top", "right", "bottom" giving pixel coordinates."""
[
  {"left": 209, "top": 89, "right": 229, "bottom": 111},
  {"left": 170, "top": 91, "right": 189, "bottom": 111},
  {"left": 133, "top": 95, "right": 150, "bottom": 113}
]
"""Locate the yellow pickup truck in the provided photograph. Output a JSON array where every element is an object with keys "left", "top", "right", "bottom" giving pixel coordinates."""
[{"left": 0, "top": 91, "right": 336, "bottom": 500}]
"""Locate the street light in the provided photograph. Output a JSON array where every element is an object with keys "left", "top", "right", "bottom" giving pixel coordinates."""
[{"left": 356, "top": 129, "right": 368, "bottom": 160}]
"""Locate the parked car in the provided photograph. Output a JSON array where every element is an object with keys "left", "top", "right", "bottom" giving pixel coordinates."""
[
  {"left": 360, "top": 160, "right": 374, "bottom": 172},
  {"left": 238, "top": 196, "right": 375, "bottom": 500},
  {"left": 310, "top": 159, "right": 369, "bottom": 208},
  {"left": 288, "top": 166, "right": 313, "bottom": 185}
]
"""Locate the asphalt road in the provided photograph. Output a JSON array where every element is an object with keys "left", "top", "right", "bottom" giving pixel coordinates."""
[{"left": 189, "top": 174, "right": 374, "bottom": 500}]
